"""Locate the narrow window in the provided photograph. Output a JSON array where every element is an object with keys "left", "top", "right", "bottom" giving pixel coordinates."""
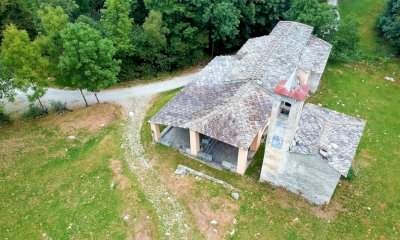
[{"left": 280, "top": 101, "right": 291, "bottom": 116}]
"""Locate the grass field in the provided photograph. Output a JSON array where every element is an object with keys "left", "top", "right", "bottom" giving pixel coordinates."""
[
  {"left": 0, "top": 105, "right": 158, "bottom": 239},
  {"left": 140, "top": 0, "right": 400, "bottom": 239}
]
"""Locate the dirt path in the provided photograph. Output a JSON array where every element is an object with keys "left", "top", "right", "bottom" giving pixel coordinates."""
[{"left": 121, "top": 97, "right": 201, "bottom": 240}]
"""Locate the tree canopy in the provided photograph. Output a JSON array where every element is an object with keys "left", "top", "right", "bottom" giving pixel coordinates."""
[
  {"left": 378, "top": 0, "right": 400, "bottom": 52},
  {"left": 101, "top": 0, "right": 133, "bottom": 55},
  {"left": 58, "top": 22, "right": 120, "bottom": 105},
  {"left": 0, "top": 24, "right": 50, "bottom": 107},
  {"left": 284, "top": 0, "right": 338, "bottom": 42}
]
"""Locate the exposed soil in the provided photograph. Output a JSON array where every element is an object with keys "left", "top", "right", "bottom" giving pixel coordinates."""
[
  {"left": 133, "top": 213, "right": 154, "bottom": 240},
  {"left": 109, "top": 159, "right": 131, "bottom": 190},
  {"left": 164, "top": 174, "right": 239, "bottom": 240},
  {"left": 49, "top": 104, "right": 122, "bottom": 132}
]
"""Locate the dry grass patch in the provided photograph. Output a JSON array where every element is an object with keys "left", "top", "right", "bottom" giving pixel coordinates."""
[
  {"left": 42, "top": 103, "right": 122, "bottom": 133},
  {"left": 162, "top": 172, "right": 239, "bottom": 240},
  {"left": 109, "top": 159, "right": 132, "bottom": 190}
]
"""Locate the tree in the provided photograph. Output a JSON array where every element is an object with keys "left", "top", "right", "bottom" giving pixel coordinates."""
[
  {"left": 377, "top": 0, "right": 400, "bottom": 52},
  {"left": 0, "top": 61, "right": 15, "bottom": 101},
  {"left": 0, "top": 24, "right": 50, "bottom": 109},
  {"left": 139, "top": 11, "right": 169, "bottom": 61},
  {"left": 331, "top": 15, "right": 360, "bottom": 60},
  {"left": 101, "top": 0, "right": 133, "bottom": 55},
  {"left": 58, "top": 22, "right": 120, "bottom": 106},
  {"left": 202, "top": 1, "right": 241, "bottom": 55},
  {"left": 284, "top": 0, "right": 338, "bottom": 42},
  {"left": 75, "top": 0, "right": 105, "bottom": 19},
  {"left": 0, "top": 0, "right": 36, "bottom": 41},
  {"left": 31, "top": 0, "right": 78, "bottom": 15},
  {"left": 37, "top": 6, "right": 69, "bottom": 75},
  {"left": 76, "top": 15, "right": 105, "bottom": 34}
]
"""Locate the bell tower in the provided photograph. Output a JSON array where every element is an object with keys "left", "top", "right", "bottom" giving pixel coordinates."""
[{"left": 260, "top": 69, "right": 309, "bottom": 183}]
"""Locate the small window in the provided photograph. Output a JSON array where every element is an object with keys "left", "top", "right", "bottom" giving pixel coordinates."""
[{"left": 280, "top": 101, "right": 291, "bottom": 116}]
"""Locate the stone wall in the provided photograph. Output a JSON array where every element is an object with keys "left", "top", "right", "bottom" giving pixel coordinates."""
[{"left": 261, "top": 153, "right": 341, "bottom": 205}]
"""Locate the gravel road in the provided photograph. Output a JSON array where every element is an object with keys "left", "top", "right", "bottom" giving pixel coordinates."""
[
  {"left": 2, "top": 72, "right": 196, "bottom": 113},
  {"left": 122, "top": 97, "right": 200, "bottom": 239}
]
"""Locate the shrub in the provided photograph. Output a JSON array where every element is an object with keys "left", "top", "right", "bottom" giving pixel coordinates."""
[
  {"left": 341, "top": 167, "right": 356, "bottom": 181},
  {"left": 377, "top": 0, "right": 400, "bottom": 52},
  {"left": 50, "top": 100, "right": 68, "bottom": 114},
  {"left": 22, "top": 104, "right": 47, "bottom": 119},
  {"left": 0, "top": 105, "right": 12, "bottom": 125},
  {"left": 331, "top": 15, "right": 361, "bottom": 61},
  {"left": 284, "top": 0, "right": 338, "bottom": 42}
]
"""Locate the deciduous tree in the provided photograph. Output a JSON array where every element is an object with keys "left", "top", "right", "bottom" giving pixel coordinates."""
[
  {"left": 0, "top": 24, "right": 50, "bottom": 109},
  {"left": 284, "top": 0, "right": 338, "bottom": 42},
  {"left": 331, "top": 15, "right": 361, "bottom": 60},
  {"left": 58, "top": 22, "right": 120, "bottom": 106},
  {"left": 203, "top": 1, "right": 241, "bottom": 55},
  {"left": 101, "top": 0, "right": 133, "bottom": 55},
  {"left": 37, "top": 6, "right": 69, "bottom": 75}
]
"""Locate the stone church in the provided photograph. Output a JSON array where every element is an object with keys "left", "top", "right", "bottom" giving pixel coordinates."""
[{"left": 148, "top": 21, "right": 366, "bottom": 205}]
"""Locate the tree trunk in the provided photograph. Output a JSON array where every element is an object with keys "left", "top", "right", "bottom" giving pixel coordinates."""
[
  {"left": 93, "top": 92, "right": 100, "bottom": 104},
  {"left": 37, "top": 97, "right": 45, "bottom": 111},
  {"left": 79, "top": 88, "right": 89, "bottom": 107},
  {"left": 211, "top": 40, "right": 215, "bottom": 57}
]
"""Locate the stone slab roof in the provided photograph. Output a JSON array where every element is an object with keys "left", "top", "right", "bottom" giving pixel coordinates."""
[
  {"left": 150, "top": 21, "right": 332, "bottom": 150},
  {"left": 290, "top": 104, "right": 366, "bottom": 176}
]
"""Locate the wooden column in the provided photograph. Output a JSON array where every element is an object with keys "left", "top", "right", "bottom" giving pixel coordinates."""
[
  {"left": 237, "top": 148, "right": 248, "bottom": 175},
  {"left": 150, "top": 123, "right": 161, "bottom": 142},
  {"left": 189, "top": 129, "right": 200, "bottom": 155}
]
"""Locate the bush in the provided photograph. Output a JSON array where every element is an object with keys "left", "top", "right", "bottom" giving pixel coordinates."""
[
  {"left": 331, "top": 15, "right": 361, "bottom": 61},
  {"left": 284, "top": 0, "right": 338, "bottom": 42},
  {"left": 0, "top": 106, "right": 12, "bottom": 125},
  {"left": 22, "top": 104, "right": 47, "bottom": 119},
  {"left": 377, "top": 0, "right": 400, "bottom": 52},
  {"left": 50, "top": 100, "right": 68, "bottom": 114},
  {"left": 341, "top": 167, "right": 356, "bottom": 182}
]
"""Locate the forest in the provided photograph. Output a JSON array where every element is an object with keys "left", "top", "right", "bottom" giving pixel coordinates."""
[{"left": 0, "top": 0, "right": 361, "bottom": 112}]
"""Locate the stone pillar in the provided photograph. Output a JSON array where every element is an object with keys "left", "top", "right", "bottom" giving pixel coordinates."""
[
  {"left": 237, "top": 148, "right": 248, "bottom": 175},
  {"left": 150, "top": 123, "right": 161, "bottom": 142},
  {"left": 250, "top": 133, "right": 259, "bottom": 151},
  {"left": 189, "top": 129, "right": 200, "bottom": 155}
]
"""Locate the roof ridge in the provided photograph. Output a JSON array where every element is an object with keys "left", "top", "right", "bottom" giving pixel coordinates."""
[
  {"left": 278, "top": 21, "right": 315, "bottom": 31},
  {"left": 248, "top": 23, "right": 296, "bottom": 81}
]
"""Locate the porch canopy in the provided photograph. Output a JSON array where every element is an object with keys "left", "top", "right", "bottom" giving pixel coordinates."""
[{"left": 149, "top": 56, "right": 273, "bottom": 150}]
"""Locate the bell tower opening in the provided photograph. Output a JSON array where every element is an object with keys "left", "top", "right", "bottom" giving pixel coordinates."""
[{"left": 279, "top": 101, "right": 292, "bottom": 116}]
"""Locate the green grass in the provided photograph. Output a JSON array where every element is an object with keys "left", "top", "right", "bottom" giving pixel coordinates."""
[
  {"left": 340, "top": 0, "right": 397, "bottom": 57},
  {"left": 0, "top": 108, "right": 158, "bottom": 239},
  {"left": 141, "top": 0, "right": 400, "bottom": 238}
]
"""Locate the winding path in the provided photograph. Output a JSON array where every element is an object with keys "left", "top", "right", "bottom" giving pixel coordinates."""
[{"left": 122, "top": 97, "right": 200, "bottom": 239}]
